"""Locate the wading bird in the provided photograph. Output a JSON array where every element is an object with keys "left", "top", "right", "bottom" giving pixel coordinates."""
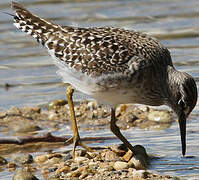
[{"left": 10, "top": 2, "right": 197, "bottom": 157}]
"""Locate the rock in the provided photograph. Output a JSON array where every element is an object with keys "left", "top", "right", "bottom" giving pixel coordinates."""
[
  {"left": 47, "top": 153, "right": 62, "bottom": 159},
  {"left": 0, "top": 156, "right": 7, "bottom": 165},
  {"left": 87, "top": 101, "right": 97, "bottom": 110},
  {"left": 122, "top": 149, "right": 133, "bottom": 162},
  {"left": 14, "top": 123, "right": 41, "bottom": 133},
  {"left": 139, "top": 105, "right": 150, "bottom": 112},
  {"left": 56, "top": 165, "right": 70, "bottom": 174},
  {"left": 6, "top": 162, "right": 17, "bottom": 169},
  {"left": 34, "top": 155, "right": 48, "bottom": 164},
  {"left": 74, "top": 156, "right": 88, "bottom": 163},
  {"left": 48, "top": 111, "right": 58, "bottom": 120},
  {"left": 70, "top": 169, "right": 81, "bottom": 177},
  {"left": 48, "top": 99, "right": 67, "bottom": 109},
  {"left": 103, "top": 150, "right": 120, "bottom": 162},
  {"left": 113, "top": 161, "right": 129, "bottom": 171},
  {"left": 116, "top": 104, "right": 128, "bottom": 117},
  {"left": 79, "top": 172, "right": 88, "bottom": 179},
  {"left": 63, "top": 153, "right": 73, "bottom": 161},
  {"left": 126, "top": 114, "right": 138, "bottom": 123},
  {"left": 44, "top": 157, "right": 61, "bottom": 166},
  {"left": 13, "top": 154, "right": 33, "bottom": 165},
  {"left": 13, "top": 168, "right": 39, "bottom": 180},
  {"left": 148, "top": 110, "right": 172, "bottom": 123},
  {"left": 131, "top": 169, "right": 148, "bottom": 179}
]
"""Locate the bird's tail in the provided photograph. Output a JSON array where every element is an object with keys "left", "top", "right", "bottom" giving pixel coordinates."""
[{"left": 11, "top": 1, "right": 60, "bottom": 46}]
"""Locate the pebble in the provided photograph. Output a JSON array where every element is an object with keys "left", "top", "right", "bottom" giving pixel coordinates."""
[
  {"left": 79, "top": 172, "right": 88, "bottom": 179},
  {"left": 13, "top": 154, "right": 33, "bottom": 165},
  {"left": 13, "top": 168, "right": 39, "bottom": 180},
  {"left": 48, "top": 99, "right": 67, "bottom": 109},
  {"left": 0, "top": 100, "right": 178, "bottom": 180},
  {"left": 132, "top": 169, "right": 148, "bottom": 179},
  {"left": 139, "top": 105, "right": 150, "bottom": 112},
  {"left": 113, "top": 161, "right": 129, "bottom": 171},
  {"left": 63, "top": 153, "right": 73, "bottom": 161},
  {"left": 103, "top": 150, "right": 120, "bottom": 162},
  {"left": 56, "top": 165, "right": 70, "bottom": 174},
  {"left": 34, "top": 155, "right": 48, "bottom": 164},
  {"left": 0, "top": 156, "right": 7, "bottom": 165},
  {"left": 74, "top": 156, "right": 88, "bottom": 163},
  {"left": 148, "top": 110, "right": 172, "bottom": 123},
  {"left": 6, "top": 162, "right": 17, "bottom": 169},
  {"left": 87, "top": 101, "right": 97, "bottom": 110},
  {"left": 71, "top": 169, "right": 81, "bottom": 177},
  {"left": 48, "top": 111, "right": 58, "bottom": 120},
  {"left": 122, "top": 149, "right": 133, "bottom": 162},
  {"left": 14, "top": 123, "right": 41, "bottom": 133},
  {"left": 116, "top": 104, "right": 128, "bottom": 117}
]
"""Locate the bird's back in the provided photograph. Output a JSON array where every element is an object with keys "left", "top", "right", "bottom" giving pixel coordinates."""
[
  {"left": 12, "top": 2, "right": 174, "bottom": 105},
  {"left": 12, "top": 2, "right": 173, "bottom": 76}
]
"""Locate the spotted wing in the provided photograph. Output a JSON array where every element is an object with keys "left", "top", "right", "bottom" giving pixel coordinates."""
[{"left": 11, "top": 2, "right": 173, "bottom": 79}]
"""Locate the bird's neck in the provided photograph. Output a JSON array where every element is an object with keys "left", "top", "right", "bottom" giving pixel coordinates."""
[{"left": 166, "top": 66, "right": 183, "bottom": 112}]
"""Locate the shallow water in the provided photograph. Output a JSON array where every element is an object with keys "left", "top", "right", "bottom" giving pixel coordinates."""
[{"left": 0, "top": 0, "right": 199, "bottom": 179}]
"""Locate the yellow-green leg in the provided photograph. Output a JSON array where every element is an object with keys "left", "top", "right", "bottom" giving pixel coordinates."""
[
  {"left": 110, "top": 108, "right": 137, "bottom": 155},
  {"left": 65, "top": 85, "right": 92, "bottom": 158}
]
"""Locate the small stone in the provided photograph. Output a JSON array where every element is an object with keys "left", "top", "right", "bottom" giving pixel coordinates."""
[
  {"left": 103, "top": 150, "right": 120, "bottom": 162},
  {"left": 6, "top": 162, "right": 17, "bottom": 169},
  {"left": 63, "top": 153, "right": 73, "bottom": 161},
  {"left": 113, "top": 161, "right": 129, "bottom": 171},
  {"left": 116, "top": 104, "right": 128, "bottom": 117},
  {"left": 48, "top": 111, "right": 58, "bottom": 120},
  {"left": 48, "top": 99, "right": 67, "bottom": 109},
  {"left": 126, "top": 114, "right": 138, "bottom": 123},
  {"left": 79, "top": 172, "right": 88, "bottom": 179},
  {"left": 71, "top": 169, "right": 81, "bottom": 177},
  {"left": 139, "top": 105, "right": 150, "bottom": 112},
  {"left": 87, "top": 101, "right": 97, "bottom": 110},
  {"left": 13, "top": 154, "right": 33, "bottom": 165},
  {"left": 44, "top": 157, "right": 60, "bottom": 166},
  {"left": 122, "top": 149, "right": 133, "bottom": 162},
  {"left": 74, "top": 149, "right": 87, "bottom": 157},
  {"left": 48, "top": 167, "right": 58, "bottom": 173},
  {"left": 31, "top": 107, "right": 41, "bottom": 113},
  {"left": 132, "top": 169, "right": 148, "bottom": 179},
  {"left": 47, "top": 153, "right": 62, "bottom": 159},
  {"left": 14, "top": 123, "right": 41, "bottom": 133},
  {"left": 0, "top": 156, "right": 7, "bottom": 165},
  {"left": 13, "top": 168, "right": 39, "bottom": 180},
  {"left": 70, "top": 164, "right": 78, "bottom": 171},
  {"left": 34, "top": 155, "right": 48, "bottom": 164},
  {"left": 110, "top": 144, "right": 127, "bottom": 156},
  {"left": 56, "top": 165, "right": 70, "bottom": 174},
  {"left": 148, "top": 110, "right": 172, "bottom": 123},
  {"left": 74, "top": 156, "right": 88, "bottom": 163},
  {"left": 87, "top": 111, "right": 94, "bottom": 119}
]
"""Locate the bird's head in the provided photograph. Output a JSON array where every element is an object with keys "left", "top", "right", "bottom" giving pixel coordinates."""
[{"left": 168, "top": 69, "right": 197, "bottom": 156}]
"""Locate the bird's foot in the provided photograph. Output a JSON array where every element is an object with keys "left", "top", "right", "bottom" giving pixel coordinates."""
[{"left": 65, "top": 135, "right": 93, "bottom": 158}]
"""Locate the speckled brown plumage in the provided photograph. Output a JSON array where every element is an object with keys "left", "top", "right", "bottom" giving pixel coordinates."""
[
  {"left": 12, "top": 2, "right": 172, "bottom": 78},
  {"left": 11, "top": 2, "right": 198, "bottom": 156}
]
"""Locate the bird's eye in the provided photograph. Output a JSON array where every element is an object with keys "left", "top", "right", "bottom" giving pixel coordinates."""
[{"left": 178, "top": 99, "right": 187, "bottom": 110}]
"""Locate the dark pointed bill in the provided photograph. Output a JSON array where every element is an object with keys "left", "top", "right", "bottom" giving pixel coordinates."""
[{"left": 178, "top": 112, "right": 186, "bottom": 156}]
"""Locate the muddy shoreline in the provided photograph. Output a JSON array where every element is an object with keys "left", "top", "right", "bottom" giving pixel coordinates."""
[{"left": 0, "top": 100, "right": 181, "bottom": 179}]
